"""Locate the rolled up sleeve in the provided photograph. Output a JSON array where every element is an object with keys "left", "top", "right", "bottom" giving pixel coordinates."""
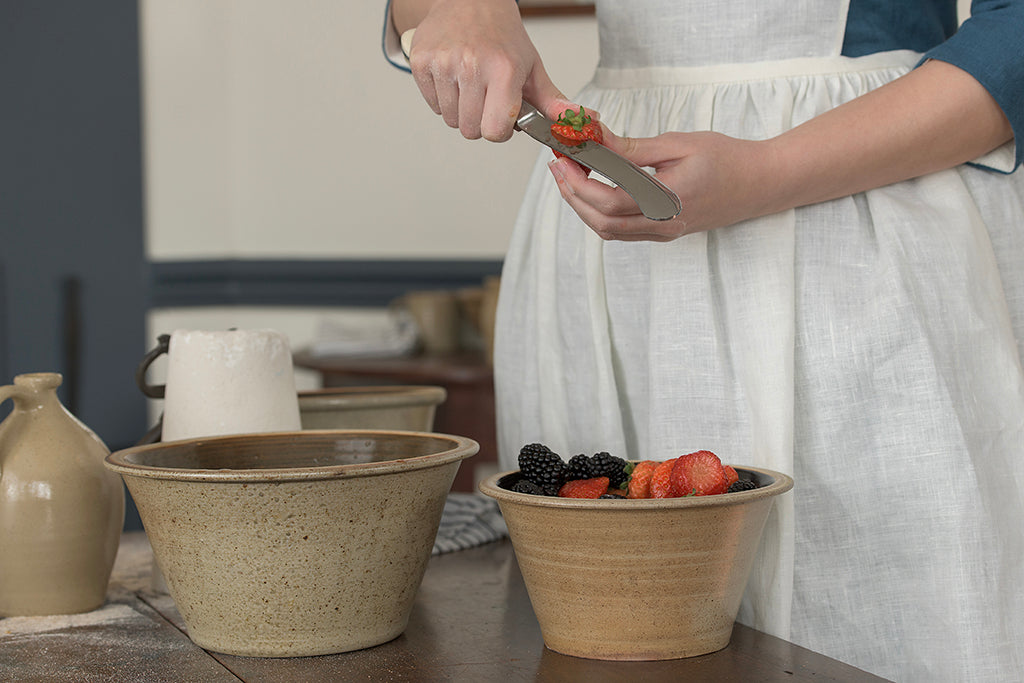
[{"left": 922, "top": 0, "right": 1024, "bottom": 172}]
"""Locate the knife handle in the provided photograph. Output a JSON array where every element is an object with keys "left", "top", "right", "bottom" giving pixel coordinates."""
[{"left": 400, "top": 28, "right": 415, "bottom": 62}]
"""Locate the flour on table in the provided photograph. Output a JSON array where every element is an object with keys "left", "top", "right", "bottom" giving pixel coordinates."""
[{"left": 0, "top": 603, "right": 138, "bottom": 637}]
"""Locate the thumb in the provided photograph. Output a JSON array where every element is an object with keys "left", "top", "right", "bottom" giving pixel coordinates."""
[
  {"left": 600, "top": 127, "right": 677, "bottom": 168},
  {"left": 522, "top": 64, "right": 576, "bottom": 122}
]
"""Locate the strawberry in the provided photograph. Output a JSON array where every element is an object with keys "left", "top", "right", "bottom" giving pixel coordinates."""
[
  {"left": 649, "top": 458, "right": 679, "bottom": 498},
  {"left": 723, "top": 465, "right": 739, "bottom": 487},
  {"left": 670, "top": 450, "right": 729, "bottom": 497},
  {"left": 550, "top": 106, "right": 603, "bottom": 173},
  {"left": 627, "top": 460, "right": 658, "bottom": 499},
  {"left": 558, "top": 476, "right": 610, "bottom": 498}
]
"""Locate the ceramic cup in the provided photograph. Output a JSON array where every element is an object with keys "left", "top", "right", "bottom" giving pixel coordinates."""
[{"left": 160, "top": 329, "right": 302, "bottom": 442}]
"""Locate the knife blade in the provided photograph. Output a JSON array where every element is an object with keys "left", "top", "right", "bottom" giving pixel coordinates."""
[
  {"left": 514, "top": 102, "right": 681, "bottom": 221},
  {"left": 399, "top": 29, "right": 682, "bottom": 221}
]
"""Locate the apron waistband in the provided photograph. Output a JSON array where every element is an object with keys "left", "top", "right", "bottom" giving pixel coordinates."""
[{"left": 593, "top": 50, "right": 922, "bottom": 88}]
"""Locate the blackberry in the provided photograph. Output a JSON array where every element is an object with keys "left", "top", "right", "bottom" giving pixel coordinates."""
[
  {"left": 518, "top": 443, "right": 568, "bottom": 492},
  {"left": 728, "top": 478, "right": 758, "bottom": 493},
  {"left": 566, "top": 453, "right": 593, "bottom": 481},
  {"left": 589, "top": 451, "right": 631, "bottom": 488},
  {"left": 598, "top": 493, "right": 626, "bottom": 499},
  {"left": 511, "top": 478, "right": 547, "bottom": 496}
]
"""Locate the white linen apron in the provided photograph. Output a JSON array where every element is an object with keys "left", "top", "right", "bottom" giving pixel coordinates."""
[{"left": 493, "top": 1, "right": 1024, "bottom": 681}]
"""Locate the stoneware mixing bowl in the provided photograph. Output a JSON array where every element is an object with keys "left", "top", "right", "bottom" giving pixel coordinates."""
[
  {"left": 105, "top": 430, "right": 478, "bottom": 657},
  {"left": 297, "top": 385, "right": 446, "bottom": 431},
  {"left": 479, "top": 466, "right": 793, "bottom": 661}
]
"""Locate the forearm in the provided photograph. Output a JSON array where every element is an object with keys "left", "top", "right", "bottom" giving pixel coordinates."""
[{"left": 764, "top": 59, "right": 1013, "bottom": 215}]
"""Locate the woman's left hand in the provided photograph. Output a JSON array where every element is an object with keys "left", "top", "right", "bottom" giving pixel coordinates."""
[
  {"left": 547, "top": 125, "right": 778, "bottom": 241},
  {"left": 549, "top": 59, "right": 1015, "bottom": 243}
]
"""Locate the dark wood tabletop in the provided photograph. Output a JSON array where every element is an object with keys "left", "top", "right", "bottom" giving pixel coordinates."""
[{"left": 0, "top": 532, "right": 891, "bottom": 682}]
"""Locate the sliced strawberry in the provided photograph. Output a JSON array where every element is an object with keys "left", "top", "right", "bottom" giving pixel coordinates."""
[
  {"left": 670, "top": 450, "right": 729, "bottom": 496},
  {"left": 550, "top": 106, "right": 603, "bottom": 175},
  {"left": 558, "top": 476, "right": 610, "bottom": 499},
  {"left": 627, "top": 460, "right": 658, "bottom": 499},
  {"left": 550, "top": 106, "right": 603, "bottom": 148},
  {"left": 649, "top": 458, "right": 679, "bottom": 498},
  {"left": 723, "top": 465, "right": 739, "bottom": 487}
]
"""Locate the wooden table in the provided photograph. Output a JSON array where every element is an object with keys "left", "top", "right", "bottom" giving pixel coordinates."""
[
  {"left": 293, "top": 350, "right": 498, "bottom": 493},
  {"left": 0, "top": 532, "right": 891, "bottom": 682}
]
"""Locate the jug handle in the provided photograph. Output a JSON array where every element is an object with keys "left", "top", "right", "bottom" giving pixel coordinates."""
[
  {"left": 0, "top": 383, "right": 25, "bottom": 408},
  {"left": 0, "top": 384, "right": 15, "bottom": 474},
  {"left": 135, "top": 334, "right": 170, "bottom": 399}
]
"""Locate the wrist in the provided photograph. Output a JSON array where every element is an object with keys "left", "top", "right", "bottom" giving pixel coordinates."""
[{"left": 747, "top": 136, "right": 798, "bottom": 220}]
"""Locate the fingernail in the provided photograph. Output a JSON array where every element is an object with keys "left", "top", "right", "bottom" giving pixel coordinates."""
[
  {"left": 547, "top": 160, "right": 570, "bottom": 193},
  {"left": 547, "top": 159, "right": 561, "bottom": 179}
]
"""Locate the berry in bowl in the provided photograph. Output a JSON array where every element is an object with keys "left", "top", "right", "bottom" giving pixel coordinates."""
[{"left": 479, "top": 444, "right": 793, "bottom": 660}]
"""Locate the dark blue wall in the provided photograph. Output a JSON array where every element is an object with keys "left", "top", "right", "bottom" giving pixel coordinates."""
[{"left": 1, "top": 1, "right": 149, "bottom": 451}]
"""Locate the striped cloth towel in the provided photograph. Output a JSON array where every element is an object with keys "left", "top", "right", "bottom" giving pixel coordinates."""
[{"left": 431, "top": 493, "right": 507, "bottom": 555}]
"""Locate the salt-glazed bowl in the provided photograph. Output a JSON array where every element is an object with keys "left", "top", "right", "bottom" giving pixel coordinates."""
[
  {"left": 105, "top": 430, "right": 478, "bottom": 657},
  {"left": 479, "top": 466, "right": 793, "bottom": 661},
  {"left": 297, "top": 385, "right": 446, "bottom": 432}
]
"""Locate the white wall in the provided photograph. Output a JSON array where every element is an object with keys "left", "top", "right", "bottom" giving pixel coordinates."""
[{"left": 140, "top": 1, "right": 599, "bottom": 261}]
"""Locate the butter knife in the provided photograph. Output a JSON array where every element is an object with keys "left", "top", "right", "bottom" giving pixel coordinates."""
[
  {"left": 513, "top": 102, "right": 682, "bottom": 220},
  {"left": 399, "top": 29, "right": 682, "bottom": 221}
]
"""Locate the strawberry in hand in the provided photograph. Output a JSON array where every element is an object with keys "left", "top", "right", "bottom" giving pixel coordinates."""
[{"left": 550, "top": 106, "right": 603, "bottom": 173}]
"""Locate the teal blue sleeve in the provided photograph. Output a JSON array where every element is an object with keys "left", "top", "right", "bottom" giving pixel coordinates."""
[
  {"left": 922, "top": 0, "right": 1024, "bottom": 172},
  {"left": 382, "top": 1, "right": 411, "bottom": 73}
]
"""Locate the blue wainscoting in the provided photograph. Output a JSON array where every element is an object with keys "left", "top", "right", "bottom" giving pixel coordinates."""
[{"left": 150, "top": 259, "right": 504, "bottom": 308}]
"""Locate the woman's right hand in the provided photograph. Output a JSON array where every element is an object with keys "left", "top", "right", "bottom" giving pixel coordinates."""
[{"left": 394, "top": 0, "right": 570, "bottom": 142}]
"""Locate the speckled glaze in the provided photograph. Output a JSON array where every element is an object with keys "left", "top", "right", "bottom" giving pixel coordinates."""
[
  {"left": 297, "top": 386, "right": 446, "bottom": 431},
  {"left": 479, "top": 466, "right": 794, "bottom": 660},
  {"left": 105, "top": 430, "right": 478, "bottom": 657},
  {"left": 0, "top": 373, "right": 125, "bottom": 617}
]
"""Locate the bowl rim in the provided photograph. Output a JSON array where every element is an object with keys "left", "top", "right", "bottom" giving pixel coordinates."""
[
  {"left": 105, "top": 429, "right": 478, "bottom": 483},
  {"left": 297, "top": 385, "right": 447, "bottom": 411},
  {"left": 479, "top": 465, "right": 793, "bottom": 509}
]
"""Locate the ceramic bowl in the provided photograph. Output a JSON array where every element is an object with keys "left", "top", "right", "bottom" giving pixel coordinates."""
[
  {"left": 297, "top": 385, "right": 446, "bottom": 432},
  {"left": 479, "top": 466, "right": 793, "bottom": 661},
  {"left": 106, "top": 430, "right": 478, "bottom": 657}
]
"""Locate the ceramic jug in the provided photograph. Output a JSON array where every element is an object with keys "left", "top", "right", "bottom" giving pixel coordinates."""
[{"left": 0, "top": 372, "right": 124, "bottom": 616}]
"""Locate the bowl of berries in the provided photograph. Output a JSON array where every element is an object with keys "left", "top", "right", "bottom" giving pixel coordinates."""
[{"left": 479, "top": 444, "right": 793, "bottom": 661}]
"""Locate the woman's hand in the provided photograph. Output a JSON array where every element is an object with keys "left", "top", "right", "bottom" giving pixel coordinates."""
[
  {"left": 399, "top": 0, "right": 571, "bottom": 142},
  {"left": 549, "top": 59, "right": 1013, "bottom": 242},
  {"left": 548, "top": 126, "right": 779, "bottom": 241}
]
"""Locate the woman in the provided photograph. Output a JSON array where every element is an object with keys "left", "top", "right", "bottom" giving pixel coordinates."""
[{"left": 385, "top": 1, "right": 1024, "bottom": 679}]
